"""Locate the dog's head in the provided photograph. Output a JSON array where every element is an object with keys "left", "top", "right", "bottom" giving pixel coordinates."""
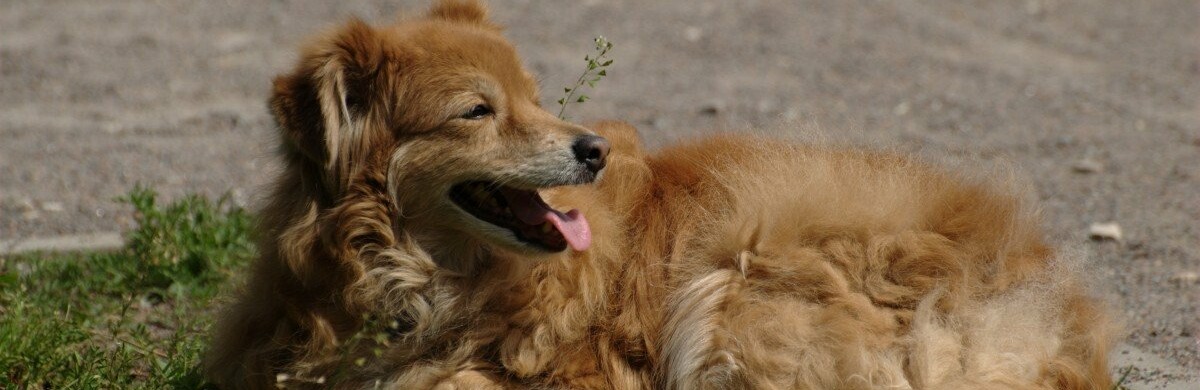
[{"left": 270, "top": 0, "right": 607, "bottom": 257}]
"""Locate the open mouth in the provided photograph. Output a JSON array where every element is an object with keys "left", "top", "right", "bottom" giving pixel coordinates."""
[{"left": 448, "top": 181, "right": 591, "bottom": 252}]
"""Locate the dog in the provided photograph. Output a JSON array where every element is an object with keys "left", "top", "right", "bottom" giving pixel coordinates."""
[{"left": 205, "top": 1, "right": 1114, "bottom": 388}]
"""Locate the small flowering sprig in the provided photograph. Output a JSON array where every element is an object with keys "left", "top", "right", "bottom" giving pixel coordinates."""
[
  {"left": 305, "top": 314, "right": 403, "bottom": 387},
  {"left": 557, "top": 36, "right": 614, "bottom": 119}
]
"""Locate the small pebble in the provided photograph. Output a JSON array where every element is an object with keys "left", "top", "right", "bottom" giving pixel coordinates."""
[
  {"left": 1170, "top": 271, "right": 1198, "bottom": 285},
  {"left": 1088, "top": 222, "right": 1122, "bottom": 241},
  {"left": 648, "top": 117, "right": 669, "bottom": 130},
  {"left": 699, "top": 101, "right": 723, "bottom": 115},
  {"left": 1072, "top": 159, "right": 1103, "bottom": 174},
  {"left": 230, "top": 189, "right": 248, "bottom": 208},
  {"left": 41, "top": 201, "right": 65, "bottom": 212}
]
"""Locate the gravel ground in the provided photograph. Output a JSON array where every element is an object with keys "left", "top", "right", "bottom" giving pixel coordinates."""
[{"left": 2, "top": 0, "right": 1196, "bottom": 383}]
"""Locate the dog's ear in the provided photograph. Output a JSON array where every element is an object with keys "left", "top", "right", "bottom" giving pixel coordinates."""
[
  {"left": 427, "top": 0, "right": 499, "bottom": 29},
  {"left": 270, "top": 18, "right": 385, "bottom": 192}
]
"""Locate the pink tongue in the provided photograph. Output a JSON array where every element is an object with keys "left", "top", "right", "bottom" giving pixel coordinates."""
[{"left": 501, "top": 188, "right": 592, "bottom": 251}]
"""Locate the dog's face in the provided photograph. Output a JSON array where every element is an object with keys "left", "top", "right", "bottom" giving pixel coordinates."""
[{"left": 270, "top": 1, "right": 606, "bottom": 256}]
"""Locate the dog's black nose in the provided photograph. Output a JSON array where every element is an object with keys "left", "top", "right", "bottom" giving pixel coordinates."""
[{"left": 572, "top": 135, "right": 610, "bottom": 173}]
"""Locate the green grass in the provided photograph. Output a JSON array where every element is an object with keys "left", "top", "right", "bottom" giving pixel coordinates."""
[{"left": 0, "top": 187, "right": 254, "bottom": 389}]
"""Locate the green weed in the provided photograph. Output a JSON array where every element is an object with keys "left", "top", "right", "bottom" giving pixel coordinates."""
[
  {"left": 557, "top": 36, "right": 614, "bottom": 119},
  {"left": 0, "top": 186, "right": 253, "bottom": 389}
]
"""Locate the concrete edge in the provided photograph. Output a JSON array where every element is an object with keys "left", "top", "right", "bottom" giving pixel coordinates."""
[{"left": 0, "top": 232, "right": 124, "bottom": 256}]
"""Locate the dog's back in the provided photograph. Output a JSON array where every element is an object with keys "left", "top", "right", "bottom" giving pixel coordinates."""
[{"left": 608, "top": 133, "right": 1114, "bottom": 388}]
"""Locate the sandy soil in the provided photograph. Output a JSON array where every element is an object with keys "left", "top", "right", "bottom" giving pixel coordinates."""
[{"left": 2, "top": 0, "right": 1196, "bottom": 382}]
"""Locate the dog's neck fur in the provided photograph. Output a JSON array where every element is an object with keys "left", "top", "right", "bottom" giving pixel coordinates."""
[{"left": 409, "top": 226, "right": 491, "bottom": 275}]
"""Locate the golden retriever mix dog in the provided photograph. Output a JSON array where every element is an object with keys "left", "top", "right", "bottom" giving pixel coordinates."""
[{"left": 205, "top": 1, "right": 1114, "bottom": 388}]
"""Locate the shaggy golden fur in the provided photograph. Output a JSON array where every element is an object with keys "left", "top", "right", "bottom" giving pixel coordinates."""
[{"left": 205, "top": 1, "right": 1114, "bottom": 388}]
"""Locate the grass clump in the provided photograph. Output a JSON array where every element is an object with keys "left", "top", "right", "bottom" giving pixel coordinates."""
[{"left": 0, "top": 186, "right": 253, "bottom": 389}]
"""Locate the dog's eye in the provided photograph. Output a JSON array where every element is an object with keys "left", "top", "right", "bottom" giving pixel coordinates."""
[{"left": 462, "top": 104, "right": 493, "bottom": 120}]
